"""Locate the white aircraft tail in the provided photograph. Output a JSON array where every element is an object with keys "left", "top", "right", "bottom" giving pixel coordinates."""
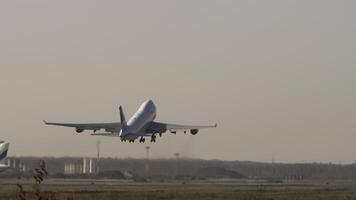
[{"left": 0, "top": 142, "right": 9, "bottom": 161}]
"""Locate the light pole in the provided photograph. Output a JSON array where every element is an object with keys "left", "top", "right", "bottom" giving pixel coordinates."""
[
  {"left": 174, "top": 153, "right": 180, "bottom": 177},
  {"left": 145, "top": 146, "right": 150, "bottom": 176},
  {"left": 146, "top": 146, "right": 150, "bottom": 160},
  {"left": 174, "top": 153, "right": 180, "bottom": 160},
  {"left": 96, "top": 140, "right": 101, "bottom": 174}
]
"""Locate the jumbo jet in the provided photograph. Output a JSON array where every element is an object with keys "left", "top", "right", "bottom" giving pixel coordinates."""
[
  {"left": 0, "top": 141, "right": 10, "bottom": 172},
  {"left": 44, "top": 100, "right": 217, "bottom": 143}
]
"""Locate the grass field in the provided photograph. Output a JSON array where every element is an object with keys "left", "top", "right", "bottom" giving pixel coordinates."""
[{"left": 1, "top": 180, "right": 356, "bottom": 200}]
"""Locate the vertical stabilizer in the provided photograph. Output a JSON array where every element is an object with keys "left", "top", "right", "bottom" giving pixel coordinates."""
[{"left": 119, "top": 106, "right": 127, "bottom": 127}]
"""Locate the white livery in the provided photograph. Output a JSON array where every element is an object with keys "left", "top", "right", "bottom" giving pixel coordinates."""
[
  {"left": 0, "top": 141, "right": 10, "bottom": 172},
  {"left": 44, "top": 100, "right": 217, "bottom": 143}
]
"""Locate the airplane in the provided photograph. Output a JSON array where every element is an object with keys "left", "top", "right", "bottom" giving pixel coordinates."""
[
  {"left": 44, "top": 100, "right": 217, "bottom": 143},
  {"left": 0, "top": 141, "right": 10, "bottom": 172}
]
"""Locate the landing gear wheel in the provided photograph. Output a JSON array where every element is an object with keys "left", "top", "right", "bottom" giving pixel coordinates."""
[
  {"left": 151, "top": 134, "right": 157, "bottom": 143},
  {"left": 139, "top": 137, "right": 146, "bottom": 143}
]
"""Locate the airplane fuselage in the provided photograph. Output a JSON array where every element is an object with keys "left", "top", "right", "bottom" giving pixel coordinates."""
[
  {"left": 0, "top": 142, "right": 9, "bottom": 161},
  {"left": 0, "top": 142, "right": 10, "bottom": 172},
  {"left": 120, "top": 100, "right": 157, "bottom": 140}
]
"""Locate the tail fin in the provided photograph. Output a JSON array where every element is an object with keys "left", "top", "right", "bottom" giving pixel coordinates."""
[
  {"left": 0, "top": 143, "right": 9, "bottom": 160},
  {"left": 119, "top": 106, "right": 127, "bottom": 127}
]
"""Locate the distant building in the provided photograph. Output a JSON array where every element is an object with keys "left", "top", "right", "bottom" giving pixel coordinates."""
[{"left": 64, "top": 158, "right": 94, "bottom": 175}]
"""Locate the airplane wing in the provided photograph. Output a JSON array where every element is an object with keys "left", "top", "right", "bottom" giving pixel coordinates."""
[
  {"left": 166, "top": 123, "right": 217, "bottom": 130},
  {"left": 147, "top": 122, "right": 217, "bottom": 134},
  {"left": 43, "top": 121, "right": 121, "bottom": 133}
]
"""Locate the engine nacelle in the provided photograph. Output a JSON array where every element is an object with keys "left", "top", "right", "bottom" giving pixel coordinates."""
[
  {"left": 190, "top": 129, "right": 199, "bottom": 135},
  {"left": 76, "top": 128, "right": 84, "bottom": 133}
]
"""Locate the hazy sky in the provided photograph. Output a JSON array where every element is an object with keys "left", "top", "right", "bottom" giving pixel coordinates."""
[{"left": 0, "top": 1, "right": 355, "bottom": 163}]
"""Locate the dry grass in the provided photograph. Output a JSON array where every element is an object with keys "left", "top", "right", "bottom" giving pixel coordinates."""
[{"left": 1, "top": 182, "right": 356, "bottom": 200}]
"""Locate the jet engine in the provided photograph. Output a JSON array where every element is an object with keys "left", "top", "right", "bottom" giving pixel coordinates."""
[
  {"left": 76, "top": 128, "right": 84, "bottom": 133},
  {"left": 190, "top": 129, "right": 199, "bottom": 135}
]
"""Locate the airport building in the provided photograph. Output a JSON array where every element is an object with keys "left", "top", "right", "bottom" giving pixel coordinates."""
[{"left": 64, "top": 158, "right": 95, "bottom": 175}]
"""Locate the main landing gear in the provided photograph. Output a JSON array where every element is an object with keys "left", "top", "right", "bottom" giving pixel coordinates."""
[
  {"left": 151, "top": 134, "right": 157, "bottom": 143},
  {"left": 139, "top": 137, "right": 146, "bottom": 143},
  {"left": 120, "top": 136, "right": 133, "bottom": 143},
  {"left": 121, "top": 134, "right": 159, "bottom": 143}
]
